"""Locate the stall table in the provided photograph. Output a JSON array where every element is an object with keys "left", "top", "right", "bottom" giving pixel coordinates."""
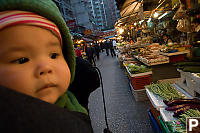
[{"left": 160, "top": 50, "right": 189, "bottom": 63}]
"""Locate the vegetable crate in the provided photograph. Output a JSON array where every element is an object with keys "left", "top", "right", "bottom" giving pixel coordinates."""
[
  {"left": 169, "top": 54, "right": 185, "bottom": 63},
  {"left": 148, "top": 109, "right": 162, "bottom": 133},
  {"left": 130, "top": 74, "right": 152, "bottom": 90},
  {"left": 148, "top": 100, "right": 161, "bottom": 128},
  {"left": 130, "top": 84, "right": 148, "bottom": 101}
]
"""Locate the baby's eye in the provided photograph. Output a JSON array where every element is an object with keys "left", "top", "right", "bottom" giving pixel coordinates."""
[
  {"left": 50, "top": 53, "right": 59, "bottom": 59},
  {"left": 12, "top": 58, "right": 29, "bottom": 64}
]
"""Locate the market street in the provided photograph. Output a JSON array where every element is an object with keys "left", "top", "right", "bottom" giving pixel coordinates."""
[{"left": 88, "top": 52, "right": 153, "bottom": 133}]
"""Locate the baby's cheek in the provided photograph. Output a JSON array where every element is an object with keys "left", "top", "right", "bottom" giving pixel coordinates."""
[{"left": 58, "top": 62, "right": 71, "bottom": 92}]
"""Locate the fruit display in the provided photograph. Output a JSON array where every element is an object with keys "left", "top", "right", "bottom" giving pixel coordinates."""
[
  {"left": 127, "top": 63, "right": 151, "bottom": 74},
  {"left": 146, "top": 83, "right": 184, "bottom": 101}
]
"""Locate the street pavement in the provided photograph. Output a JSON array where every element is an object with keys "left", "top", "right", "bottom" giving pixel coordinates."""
[{"left": 88, "top": 51, "right": 153, "bottom": 133}]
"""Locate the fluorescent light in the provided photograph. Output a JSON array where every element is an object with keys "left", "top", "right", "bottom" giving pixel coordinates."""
[
  {"left": 147, "top": 18, "right": 151, "bottom": 23},
  {"left": 158, "top": 12, "right": 168, "bottom": 20}
]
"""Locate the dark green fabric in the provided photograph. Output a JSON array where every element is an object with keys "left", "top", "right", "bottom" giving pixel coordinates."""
[
  {"left": 55, "top": 91, "right": 88, "bottom": 115},
  {"left": 0, "top": 0, "right": 76, "bottom": 82}
]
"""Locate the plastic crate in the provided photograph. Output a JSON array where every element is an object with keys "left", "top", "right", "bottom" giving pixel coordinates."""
[
  {"left": 159, "top": 116, "right": 170, "bottom": 133},
  {"left": 130, "top": 84, "right": 148, "bottom": 101},
  {"left": 148, "top": 109, "right": 162, "bottom": 133},
  {"left": 130, "top": 74, "right": 151, "bottom": 90},
  {"left": 148, "top": 100, "right": 161, "bottom": 127},
  {"left": 169, "top": 54, "right": 185, "bottom": 63}
]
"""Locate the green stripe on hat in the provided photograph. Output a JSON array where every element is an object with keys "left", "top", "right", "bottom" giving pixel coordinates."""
[{"left": 0, "top": 0, "right": 76, "bottom": 83}]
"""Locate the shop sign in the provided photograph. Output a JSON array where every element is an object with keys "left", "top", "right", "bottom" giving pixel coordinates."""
[
  {"left": 187, "top": 117, "right": 200, "bottom": 132},
  {"left": 66, "top": 19, "right": 77, "bottom": 30},
  {"left": 84, "top": 29, "right": 92, "bottom": 35}
]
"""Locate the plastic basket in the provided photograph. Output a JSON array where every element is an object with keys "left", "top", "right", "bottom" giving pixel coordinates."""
[
  {"left": 169, "top": 54, "right": 185, "bottom": 63},
  {"left": 148, "top": 109, "right": 162, "bottom": 133},
  {"left": 130, "top": 74, "right": 151, "bottom": 90}
]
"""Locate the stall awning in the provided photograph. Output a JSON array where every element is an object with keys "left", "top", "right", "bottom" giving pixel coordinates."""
[{"left": 82, "top": 37, "right": 93, "bottom": 42}]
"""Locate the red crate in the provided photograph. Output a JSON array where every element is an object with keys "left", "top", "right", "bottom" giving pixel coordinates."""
[
  {"left": 169, "top": 54, "right": 185, "bottom": 63},
  {"left": 130, "top": 74, "right": 151, "bottom": 90}
]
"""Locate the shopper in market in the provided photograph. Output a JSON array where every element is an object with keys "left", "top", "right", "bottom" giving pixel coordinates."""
[
  {"left": 75, "top": 45, "right": 83, "bottom": 58},
  {"left": 0, "top": 0, "right": 93, "bottom": 132},
  {"left": 94, "top": 42, "right": 100, "bottom": 60},
  {"left": 86, "top": 44, "right": 96, "bottom": 66},
  {"left": 110, "top": 40, "right": 116, "bottom": 57},
  {"left": 68, "top": 56, "right": 100, "bottom": 110},
  {"left": 104, "top": 39, "right": 110, "bottom": 56}
]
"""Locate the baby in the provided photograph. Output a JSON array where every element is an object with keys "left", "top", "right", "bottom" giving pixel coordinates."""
[{"left": 0, "top": 0, "right": 87, "bottom": 114}]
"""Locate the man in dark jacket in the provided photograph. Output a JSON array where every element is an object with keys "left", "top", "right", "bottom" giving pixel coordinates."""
[
  {"left": 86, "top": 44, "right": 96, "bottom": 66},
  {"left": 68, "top": 57, "right": 100, "bottom": 109}
]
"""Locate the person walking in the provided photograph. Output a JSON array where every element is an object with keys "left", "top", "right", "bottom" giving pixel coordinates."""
[
  {"left": 112, "top": 39, "right": 117, "bottom": 50},
  {"left": 94, "top": 42, "right": 100, "bottom": 60},
  {"left": 105, "top": 40, "right": 110, "bottom": 56},
  {"left": 109, "top": 40, "right": 116, "bottom": 57},
  {"left": 86, "top": 44, "right": 96, "bottom": 66}
]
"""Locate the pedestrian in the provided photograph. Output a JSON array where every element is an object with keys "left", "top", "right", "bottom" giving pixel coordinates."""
[
  {"left": 0, "top": 0, "right": 93, "bottom": 132},
  {"left": 86, "top": 44, "right": 96, "bottom": 66},
  {"left": 105, "top": 40, "right": 110, "bottom": 56},
  {"left": 68, "top": 56, "right": 100, "bottom": 110},
  {"left": 94, "top": 42, "right": 100, "bottom": 60},
  {"left": 75, "top": 45, "right": 82, "bottom": 58},
  {"left": 109, "top": 40, "right": 116, "bottom": 57},
  {"left": 100, "top": 41, "right": 104, "bottom": 52},
  {"left": 112, "top": 39, "right": 117, "bottom": 50}
]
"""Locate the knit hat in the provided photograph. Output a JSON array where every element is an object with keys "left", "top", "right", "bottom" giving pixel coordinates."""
[{"left": 0, "top": 0, "right": 76, "bottom": 82}]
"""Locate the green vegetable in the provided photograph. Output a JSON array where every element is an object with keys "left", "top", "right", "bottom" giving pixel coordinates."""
[{"left": 183, "top": 66, "right": 200, "bottom": 73}]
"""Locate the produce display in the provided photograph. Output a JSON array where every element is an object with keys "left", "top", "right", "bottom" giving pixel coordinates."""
[
  {"left": 174, "top": 61, "right": 200, "bottom": 73},
  {"left": 127, "top": 63, "right": 151, "bottom": 74},
  {"left": 160, "top": 43, "right": 185, "bottom": 53},
  {"left": 164, "top": 99, "right": 200, "bottom": 117},
  {"left": 135, "top": 43, "right": 169, "bottom": 65},
  {"left": 146, "top": 83, "right": 184, "bottom": 101},
  {"left": 178, "top": 109, "right": 200, "bottom": 125},
  {"left": 165, "top": 121, "right": 186, "bottom": 133}
]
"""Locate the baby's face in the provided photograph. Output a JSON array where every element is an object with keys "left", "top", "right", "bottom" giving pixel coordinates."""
[{"left": 0, "top": 25, "right": 71, "bottom": 104}]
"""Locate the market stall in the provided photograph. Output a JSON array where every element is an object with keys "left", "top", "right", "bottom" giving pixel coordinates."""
[{"left": 115, "top": 0, "right": 200, "bottom": 132}]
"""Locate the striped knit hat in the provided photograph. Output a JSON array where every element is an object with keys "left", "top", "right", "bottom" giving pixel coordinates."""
[{"left": 0, "top": 0, "right": 76, "bottom": 83}]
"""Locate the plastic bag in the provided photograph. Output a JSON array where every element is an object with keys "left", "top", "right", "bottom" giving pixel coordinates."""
[
  {"left": 176, "top": 18, "right": 193, "bottom": 32},
  {"left": 173, "top": 4, "right": 186, "bottom": 20}
]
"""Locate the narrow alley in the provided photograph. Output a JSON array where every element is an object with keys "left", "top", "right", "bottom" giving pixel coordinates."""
[{"left": 88, "top": 52, "right": 153, "bottom": 133}]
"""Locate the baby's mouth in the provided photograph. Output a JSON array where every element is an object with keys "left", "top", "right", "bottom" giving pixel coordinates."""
[{"left": 37, "top": 83, "right": 57, "bottom": 92}]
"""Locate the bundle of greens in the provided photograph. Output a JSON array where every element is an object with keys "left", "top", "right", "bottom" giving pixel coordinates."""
[
  {"left": 127, "top": 64, "right": 151, "bottom": 74},
  {"left": 174, "top": 60, "right": 200, "bottom": 73},
  {"left": 146, "top": 83, "right": 184, "bottom": 101}
]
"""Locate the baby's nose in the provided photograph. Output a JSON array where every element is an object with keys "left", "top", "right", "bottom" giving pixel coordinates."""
[
  {"left": 40, "top": 69, "right": 52, "bottom": 75},
  {"left": 35, "top": 63, "right": 53, "bottom": 77}
]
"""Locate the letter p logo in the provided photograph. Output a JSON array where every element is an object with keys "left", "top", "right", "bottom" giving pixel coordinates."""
[{"left": 189, "top": 119, "right": 199, "bottom": 131}]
